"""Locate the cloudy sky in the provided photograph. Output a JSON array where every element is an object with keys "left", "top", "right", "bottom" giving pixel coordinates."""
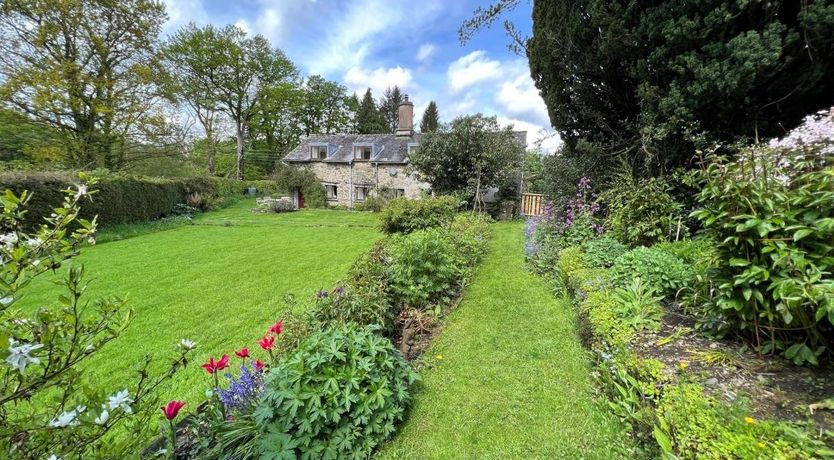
[{"left": 162, "top": 0, "right": 561, "bottom": 152}]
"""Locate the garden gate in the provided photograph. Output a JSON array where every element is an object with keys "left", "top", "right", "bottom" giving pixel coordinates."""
[{"left": 521, "top": 193, "right": 545, "bottom": 216}]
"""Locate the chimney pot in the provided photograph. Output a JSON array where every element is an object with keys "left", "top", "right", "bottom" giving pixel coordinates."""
[{"left": 396, "top": 95, "right": 414, "bottom": 137}]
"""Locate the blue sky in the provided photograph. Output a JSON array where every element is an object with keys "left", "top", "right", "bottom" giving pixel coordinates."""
[{"left": 162, "top": 0, "right": 560, "bottom": 151}]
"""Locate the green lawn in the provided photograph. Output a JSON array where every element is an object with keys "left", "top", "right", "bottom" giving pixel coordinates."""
[
  {"left": 377, "top": 222, "right": 627, "bottom": 459},
  {"left": 18, "top": 200, "right": 379, "bottom": 406}
]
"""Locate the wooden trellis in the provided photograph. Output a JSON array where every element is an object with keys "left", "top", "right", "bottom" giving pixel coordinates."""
[{"left": 521, "top": 193, "right": 545, "bottom": 216}]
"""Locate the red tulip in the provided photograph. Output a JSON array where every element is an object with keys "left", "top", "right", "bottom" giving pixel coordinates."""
[
  {"left": 201, "top": 354, "right": 230, "bottom": 374},
  {"left": 258, "top": 335, "right": 275, "bottom": 350},
  {"left": 254, "top": 359, "right": 264, "bottom": 371},
  {"left": 269, "top": 320, "right": 283, "bottom": 335},
  {"left": 161, "top": 400, "right": 186, "bottom": 420},
  {"left": 235, "top": 347, "right": 249, "bottom": 359}
]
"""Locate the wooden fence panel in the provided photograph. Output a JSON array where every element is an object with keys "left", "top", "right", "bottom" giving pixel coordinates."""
[{"left": 521, "top": 193, "right": 545, "bottom": 216}]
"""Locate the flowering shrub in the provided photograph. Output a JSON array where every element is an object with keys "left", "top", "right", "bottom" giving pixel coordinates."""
[
  {"left": 253, "top": 324, "right": 418, "bottom": 459},
  {"left": 526, "top": 177, "right": 602, "bottom": 271},
  {"left": 691, "top": 147, "right": 834, "bottom": 365},
  {"left": 216, "top": 362, "right": 265, "bottom": 415},
  {"left": 0, "top": 178, "right": 193, "bottom": 459}
]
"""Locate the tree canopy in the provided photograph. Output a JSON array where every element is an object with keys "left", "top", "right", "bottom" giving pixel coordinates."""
[
  {"left": 419, "top": 101, "right": 440, "bottom": 133},
  {"left": 409, "top": 114, "right": 524, "bottom": 210},
  {"left": 527, "top": 1, "right": 834, "bottom": 174},
  {"left": 356, "top": 88, "right": 387, "bottom": 134}
]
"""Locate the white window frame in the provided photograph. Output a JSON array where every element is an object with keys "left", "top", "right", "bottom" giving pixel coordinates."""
[
  {"left": 407, "top": 143, "right": 418, "bottom": 156},
  {"left": 354, "top": 185, "right": 371, "bottom": 202},
  {"left": 324, "top": 183, "right": 338, "bottom": 200},
  {"left": 310, "top": 144, "right": 328, "bottom": 160},
  {"left": 353, "top": 144, "right": 373, "bottom": 160},
  {"left": 394, "top": 188, "right": 405, "bottom": 198}
]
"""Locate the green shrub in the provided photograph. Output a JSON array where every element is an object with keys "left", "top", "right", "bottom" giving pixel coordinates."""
[
  {"left": 656, "top": 383, "right": 830, "bottom": 459},
  {"left": 388, "top": 228, "right": 458, "bottom": 309},
  {"left": 555, "top": 246, "right": 586, "bottom": 292},
  {"left": 610, "top": 246, "right": 693, "bottom": 298},
  {"left": 580, "top": 289, "right": 634, "bottom": 349},
  {"left": 612, "top": 278, "right": 665, "bottom": 332},
  {"left": 378, "top": 196, "right": 460, "bottom": 234},
  {"left": 254, "top": 325, "right": 418, "bottom": 459},
  {"left": 691, "top": 151, "right": 834, "bottom": 365},
  {"left": 446, "top": 212, "right": 492, "bottom": 271},
  {"left": 600, "top": 174, "right": 687, "bottom": 246},
  {"left": 272, "top": 164, "right": 326, "bottom": 208},
  {"left": 581, "top": 237, "right": 629, "bottom": 268}
]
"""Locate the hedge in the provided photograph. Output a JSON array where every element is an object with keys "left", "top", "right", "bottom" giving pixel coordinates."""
[{"left": 0, "top": 172, "right": 278, "bottom": 229}]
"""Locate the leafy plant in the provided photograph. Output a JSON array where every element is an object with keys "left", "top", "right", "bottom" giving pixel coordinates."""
[
  {"left": 253, "top": 325, "right": 418, "bottom": 459},
  {"left": 378, "top": 196, "right": 460, "bottom": 234},
  {"left": 691, "top": 149, "right": 834, "bottom": 365},
  {"left": 388, "top": 228, "right": 458, "bottom": 309},
  {"left": 612, "top": 278, "right": 665, "bottom": 332},
  {"left": 581, "top": 237, "right": 629, "bottom": 268},
  {"left": 600, "top": 173, "right": 687, "bottom": 246},
  {"left": 610, "top": 246, "right": 693, "bottom": 298}
]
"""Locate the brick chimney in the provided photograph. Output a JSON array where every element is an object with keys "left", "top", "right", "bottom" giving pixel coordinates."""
[{"left": 396, "top": 95, "right": 414, "bottom": 137}]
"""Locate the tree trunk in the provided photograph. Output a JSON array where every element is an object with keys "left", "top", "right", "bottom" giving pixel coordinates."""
[
  {"left": 206, "top": 126, "right": 216, "bottom": 176},
  {"left": 235, "top": 124, "right": 245, "bottom": 180}
]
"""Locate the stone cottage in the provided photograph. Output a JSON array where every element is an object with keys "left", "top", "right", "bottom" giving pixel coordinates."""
[{"left": 283, "top": 96, "right": 430, "bottom": 208}]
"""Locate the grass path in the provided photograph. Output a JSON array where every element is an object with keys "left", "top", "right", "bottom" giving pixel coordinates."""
[{"left": 378, "top": 222, "right": 625, "bottom": 459}]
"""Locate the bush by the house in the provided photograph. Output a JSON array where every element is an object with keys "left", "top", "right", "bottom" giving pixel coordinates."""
[
  {"left": 272, "top": 164, "right": 326, "bottom": 208},
  {"left": 378, "top": 196, "right": 460, "bottom": 234},
  {"left": 253, "top": 325, "right": 418, "bottom": 459},
  {"left": 255, "top": 197, "right": 295, "bottom": 213},
  {"left": 610, "top": 246, "right": 693, "bottom": 298},
  {"left": 355, "top": 186, "right": 399, "bottom": 212}
]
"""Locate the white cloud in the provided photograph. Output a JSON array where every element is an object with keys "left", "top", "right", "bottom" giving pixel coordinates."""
[
  {"left": 447, "top": 50, "right": 502, "bottom": 93},
  {"left": 161, "top": 0, "right": 210, "bottom": 34},
  {"left": 496, "top": 62, "right": 550, "bottom": 126},
  {"left": 496, "top": 116, "right": 562, "bottom": 153},
  {"left": 344, "top": 65, "right": 414, "bottom": 98},
  {"left": 416, "top": 43, "right": 437, "bottom": 63}
]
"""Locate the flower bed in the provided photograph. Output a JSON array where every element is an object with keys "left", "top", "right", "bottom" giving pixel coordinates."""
[{"left": 525, "top": 176, "right": 834, "bottom": 458}]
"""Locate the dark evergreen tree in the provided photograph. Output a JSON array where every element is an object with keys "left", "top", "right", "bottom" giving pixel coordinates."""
[
  {"left": 356, "top": 88, "right": 386, "bottom": 134},
  {"left": 526, "top": 1, "right": 834, "bottom": 174},
  {"left": 379, "top": 86, "right": 404, "bottom": 133},
  {"left": 419, "top": 101, "right": 440, "bottom": 133}
]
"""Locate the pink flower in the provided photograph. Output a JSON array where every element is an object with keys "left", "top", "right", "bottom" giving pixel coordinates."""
[
  {"left": 201, "top": 354, "right": 230, "bottom": 374},
  {"left": 235, "top": 348, "right": 249, "bottom": 359},
  {"left": 161, "top": 401, "right": 185, "bottom": 420},
  {"left": 269, "top": 320, "right": 283, "bottom": 335},
  {"left": 254, "top": 359, "right": 264, "bottom": 371},
  {"left": 258, "top": 335, "right": 275, "bottom": 350}
]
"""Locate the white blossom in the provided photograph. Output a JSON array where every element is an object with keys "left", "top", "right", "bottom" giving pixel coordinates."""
[
  {"left": 0, "top": 296, "right": 14, "bottom": 306},
  {"left": 47, "top": 455, "right": 62, "bottom": 460},
  {"left": 0, "top": 232, "right": 18, "bottom": 248},
  {"left": 5, "top": 338, "right": 43, "bottom": 372},
  {"left": 94, "top": 407, "right": 109, "bottom": 425},
  {"left": 179, "top": 339, "right": 197, "bottom": 351},
  {"left": 74, "top": 184, "right": 88, "bottom": 199},
  {"left": 49, "top": 406, "right": 84, "bottom": 428},
  {"left": 24, "top": 237, "right": 42, "bottom": 248},
  {"left": 107, "top": 389, "right": 133, "bottom": 414}
]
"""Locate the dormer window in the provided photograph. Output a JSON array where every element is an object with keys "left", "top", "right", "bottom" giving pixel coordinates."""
[
  {"left": 407, "top": 143, "right": 418, "bottom": 156},
  {"left": 310, "top": 145, "right": 328, "bottom": 160},
  {"left": 353, "top": 145, "right": 372, "bottom": 161}
]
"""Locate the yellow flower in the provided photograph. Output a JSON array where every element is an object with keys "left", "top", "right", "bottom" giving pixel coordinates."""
[
  {"left": 435, "top": 354, "right": 443, "bottom": 361},
  {"left": 679, "top": 361, "right": 688, "bottom": 370},
  {"left": 758, "top": 442, "right": 766, "bottom": 449},
  {"left": 744, "top": 416, "right": 756, "bottom": 424}
]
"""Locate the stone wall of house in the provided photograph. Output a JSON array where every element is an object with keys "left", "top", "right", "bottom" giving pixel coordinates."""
[{"left": 303, "top": 161, "right": 429, "bottom": 208}]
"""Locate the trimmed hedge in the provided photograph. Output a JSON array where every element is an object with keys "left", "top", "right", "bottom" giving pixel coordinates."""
[{"left": 0, "top": 172, "right": 278, "bottom": 229}]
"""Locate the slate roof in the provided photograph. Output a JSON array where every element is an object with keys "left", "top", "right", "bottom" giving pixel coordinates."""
[{"left": 283, "top": 131, "right": 527, "bottom": 164}]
